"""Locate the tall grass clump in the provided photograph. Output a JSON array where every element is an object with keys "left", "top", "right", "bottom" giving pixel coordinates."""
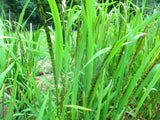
[{"left": 0, "top": 0, "right": 160, "bottom": 119}]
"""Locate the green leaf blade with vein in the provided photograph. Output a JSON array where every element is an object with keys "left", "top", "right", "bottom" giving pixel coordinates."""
[
  {"left": 0, "top": 19, "right": 7, "bottom": 73},
  {"left": 17, "top": 0, "right": 30, "bottom": 31},
  {"left": 48, "top": 0, "right": 63, "bottom": 80}
]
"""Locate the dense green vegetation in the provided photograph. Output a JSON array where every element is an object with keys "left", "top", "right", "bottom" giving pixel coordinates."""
[
  {"left": 1, "top": 0, "right": 160, "bottom": 28},
  {"left": 0, "top": 0, "right": 160, "bottom": 119}
]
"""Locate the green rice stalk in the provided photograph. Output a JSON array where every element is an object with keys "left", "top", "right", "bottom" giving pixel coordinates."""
[
  {"left": 58, "top": 7, "right": 81, "bottom": 119},
  {"left": 102, "top": 81, "right": 112, "bottom": 120},
  {"left": 30, "top": 28, "right": 41, "bottom": 76},
  {"left": 122, "top": 55, "right": 160, "bottom": 119},
  {"left": 122, "top": 26, "right": 149, "bottom": 93},
  {"left": 103, "top": 13, "right": 112, "bottom": 46},
  {"left": 37, "top": 0, "right": 62, "bottom": 118},
  {"left": 87, "top": 43, "right": 116, "bottom": 106},
  {"left": 130, "top": 49, "right": 160, "bottom": 102},
  {"left": 141, "top": 0, "right": 147, "bottom": 15},
  {"left": 6, "top": 67, "right": 19, "bottom": 120},
  {"left": 68, "top": 5, "right": 78, "bottom": 50},
  {"left": 114, "top": 2, "right": 129, "bottom": 69},
  {"left": 64, "top": 10, "right": 82, "bottom": 120},
  {"left": 152, "top": 21, "right": 160, "bottom": 49},
  {"left": 30, "top": 28, "right": 35, "bottom": 69},
  {"left": 17, "top": 0, "right": 30, "bottom": 31},
  {"left": 15, "top": 25, "right": 31, "bottom": 81},
  {"left": 115, "top": 41, "right": 160, "bottom": 118},
  {"left": 118, "top": 1, "right": 128, "bottom": 40},
  {"left": 72, "top": 1, "right": 87, "bottom": 118},
  {"left": 23, "top": 7, "right": 37, "bottom": 28},
  {"left": 95, "top": 69, "right": 105, "bottom": 120},
  {"left": 145, "top": 47, "right": 160, "bottom": 74},
  {"left": 75, "top": 16, "right": 81, "bottom": 63},
  {"left": 2, "top": 24, "right": 10, "bottom": 70},
  {"left": 47, "top": 0, "right": 64, "bottom": 84},
  {"left": 60, "top": 8, "right": 81, "bottom": 115},
  {"left": 83, "top": 0, "right": 87, "bottom": 14},
  {"left": 12, "top": 22, "right": 18, "bottom": 59},
  {"left": 60, "top": 14, "right": 70, "bottom": 115},
  {"left": 85, "top": 0, "right": 95, "bottom": 98},
  {"left": 27, "top": 27, "right": 35, "bottom": 72},
  {"left": 96, "top": 0, "right": 110, "bottom": 49},
  {"left": 57, "top": 0, "right": 66, "bottom": 35},
  {"left": 65, "top": 3, "right": 78, "bottom": 48},
  {"left": 22, "top": 25, "right": 27, "bottom": 38},
  {"left": 0, "top": 19, "right": 7, "bottom": 73},
  {"left": 60, "top": 72, "right": 65, "bottom": 114},
  {"left": 135, "top": 64, "right": 160, "bottom": 114}
]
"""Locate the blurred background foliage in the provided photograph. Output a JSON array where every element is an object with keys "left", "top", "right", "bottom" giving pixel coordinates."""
[{"left": 0, "top": 0, "right": 160, "bottom": 29}]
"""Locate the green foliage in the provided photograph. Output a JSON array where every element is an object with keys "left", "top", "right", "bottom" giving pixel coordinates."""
[{"left": 0, "top": 0, "right": 160, "bottom": 120}]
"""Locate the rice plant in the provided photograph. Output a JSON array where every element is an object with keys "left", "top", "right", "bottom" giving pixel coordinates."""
[{"left": 0, "top": 0, "right": 160, "bottom": 119}]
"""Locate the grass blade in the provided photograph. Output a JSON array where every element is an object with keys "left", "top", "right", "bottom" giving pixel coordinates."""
[
  {"left": 17, "top": 0, "right": 30, "bottom": 31},
  {"left": 36, "top": 92, "right": 49, "bottom": 120},
  {"left": 95, "top": 69, "right": 105, "bottom": 120},
  {"left": 48, "top": 0, "right": 63, "bottom": 80},
  {"left": 0, "top": 19, "right": 7, "bottom": 73},
  {"left": 6, "top": 67, "right": 19, "bottom": 120},
  {"left": 0, "top": 62, "right": 14, "bottom": 88}
]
